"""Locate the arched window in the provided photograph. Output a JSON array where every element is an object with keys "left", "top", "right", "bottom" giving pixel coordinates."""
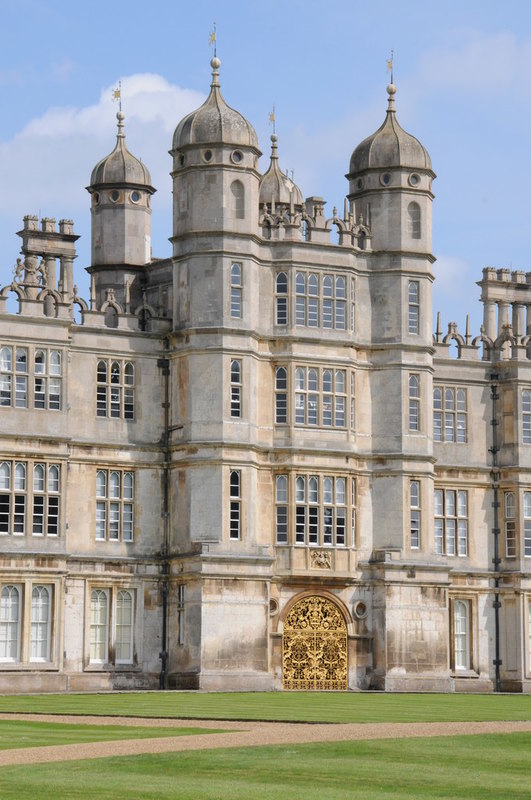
[
  {"left": 407, "top": 202, "right": 421, "bottom": 239},
  {"left": 275, "top": 367, "right": 287, "bottom": 423},
  {"left": 408, "top": 281, "right": 419, "bottom": 334},
  {"left": 409, "top": 375, "right": 420, "bottom": 431},
  {"left": 90, "top": 589, "right": 109, "bottom": 663},
  {"left": 116, "top": 589, "right": 134, "bottom": 664},
  {"left": 505, "top": 491, "right": 516, "bottom": 558},
  {"left": 229, "top": 470, "right": 241, "bottom": 540},
  {"left": 0, "top": 585, "right": 21, "bottom": 661},
  {"left": 231, "top": 180, "right": 245, "bottom": 219},
  {"left": 275, "top": 475, "right": 288, "bottom": 544},
  {"left": 522, "top": 390, "right": 531, "bottom": 443},
  {"left": 230, "top": 359, "right": 242, "bottom": 418},
  {"left": 230, "top": 262, "right": 242, "bottom": 318},
  {"left": 30, "top": 585, "right": 51, "bottom": 661},
  {"left": 275, "top": 272, "right": 288, "bottom": 325},
  {"left": 453, "top": 599, "right": 470, "bottom": 670}
]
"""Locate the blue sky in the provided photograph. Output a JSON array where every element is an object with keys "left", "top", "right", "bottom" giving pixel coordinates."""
[{"left": 1, "top": 0, "right": 531, "bottom": 335}]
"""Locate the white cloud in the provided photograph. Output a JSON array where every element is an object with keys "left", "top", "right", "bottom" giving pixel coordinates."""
[
  {"left": 0, "top": 74, "right": 205, "bottom": 288},
  {"left": 418, "top": 31, "right": 531, "bottom": 93}
]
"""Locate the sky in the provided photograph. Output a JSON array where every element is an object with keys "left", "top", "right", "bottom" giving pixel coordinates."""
[{"left": 1, "top": 0, "right": 531, "bottom": 336}]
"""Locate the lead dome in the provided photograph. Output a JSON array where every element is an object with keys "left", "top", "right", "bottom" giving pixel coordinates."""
[
  {"left": 90, "top": 112, "right": 154, "bottom": 189},
  {"left": 349, "top": 84, "right": 432, "bottom": 175},
  {"left": 172, "top": 57, "right": 259, "bottom": 150}
]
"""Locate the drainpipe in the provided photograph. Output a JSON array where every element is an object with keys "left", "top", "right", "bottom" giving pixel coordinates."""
[
  {"left": 489, "top": 372, "right": 502, "bottom": 692},
  {"left": 157, "top": 351, "right": 171, "bottom": 689}
]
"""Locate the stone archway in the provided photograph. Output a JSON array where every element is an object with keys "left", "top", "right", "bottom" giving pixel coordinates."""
[{"left": 282, "top": 595, "right": 348, "bottom": 690}]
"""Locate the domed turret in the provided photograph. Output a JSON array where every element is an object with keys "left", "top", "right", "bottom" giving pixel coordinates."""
[
  {"left": 171, "top": 58, "right": 261, "bottom": 242},
  {"left": 349, "top": 84, "right": 431, "bottom": 175},
  {"left": 172, "top": 57, "right": 258, "bottom": 151},
  {"left": 259, "top": 134, "right": 303, "bottom": 210},
  {"left": 90, "top": 112, "right": 154, "bottom": 191},
  {"left": 347, "top": 83, "right": 435, "bottom": 254},
  {"left": 87, "top": 112, "right": 155, "bottom": 272}
]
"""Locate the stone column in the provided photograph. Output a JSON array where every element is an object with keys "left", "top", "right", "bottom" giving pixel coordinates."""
[{"left": 483, "top": 300, "right": 496, "bottom": 340}]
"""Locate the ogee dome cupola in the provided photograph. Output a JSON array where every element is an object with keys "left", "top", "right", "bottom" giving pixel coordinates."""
[
  {"left": 90, "top": 112, "right": 154, "bottom": 191},
  {"left": 87, "top": 111, "right": 155, "bottom": 271},
  {"left": 259, "top": 134, "right": 303, "bottom": 210},
  {"left": 171, "top": 57, "right": 262, "bottom": 242},
  {"left": 348, "top": 83, "right": 432, "bottom": 176},
  {"left": 347, "top": 83, "right": 435, "bottom": 254},
  {"left": 172, "top": 57, "right": 259, "bottom": 151}
]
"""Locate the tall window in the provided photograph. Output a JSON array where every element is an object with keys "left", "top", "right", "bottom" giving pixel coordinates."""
[
  {"left": 275, "top": 367, "right": 287, "bottom": 424},
  {"left": 453, "top": 599, "right": 471, "bottom": 670},
  {"left": 275, "top": 272, "right": 288, "bottom": 325},
  {"left": 409, "top": 375, "right": 420, "bottom": 431},
  {"left": 96, "top": 470, "right": 134, "bottom": 542},
  {"left": 115, "top": 589, "right": 134, "bottom": 664},
  {"left": 434, "top": 386, "right": 467, "bottom": 443},
  {"left": 295, "top": 367, "right": 347, "bottom": 428},
  {"left": 230, "top": 359, "right": 242, "bottom": 418},
  {"left": 408, "top": 281, "right": 419, "bottom": 334},
  {"left": 0, "top": 585, "right": 21, "bottom": 662},
  {"left": 505, "top": 492, "right": 516, "bottom": 558},
  {"left": 275, "top": 475, "right": 288, "bottom": 544},
  {"left": 90, "top": 589, "right": 109, "bottom": 663},
  {"left": 407, "top": 202, "right": 421, "bottom": 239},
  {"left": 410, "top": 480, "right": 420, "bottom": 549},
  {"left": 34, "top": 349, "right": 61, "bottom": 410},
  {"left": 0, "top": 346, "right": 61, "bottom": 410},
  {"left": 231, "top": 180, "right": 245, "bottom": 219},
  {"left": 275, "top": 473, "right": 354, "bottom": 546},
  {"left": 97, "top": 360, "right": 134, "bottom": 420},
  {"left": 0, "top": 460, "right": 60, "bottom": 537},
  {"left": 523, "top": 390, "right": 531, "bottom": 444},
  {"left": 30, "top": 585, "right": 51, "bottom": 662},
  {"left": 230, "top": 263, "right": 242, "bottom": 318},
  {"left": 524, "top": 492, "right": 531, "bottom": 557},
  {"left": 434, "top": 489, "right": 468, "bottom": 556},
  {"left": 177, "top": 584, "right": 185, "bottom": 646},
  {"left": 229, "top": 470, "right": 241, "bottom": 540},
  {"left": 295, "top": 271, "right": 347, "bottom": 331}
]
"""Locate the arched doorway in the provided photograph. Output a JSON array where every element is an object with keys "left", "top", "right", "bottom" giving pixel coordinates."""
[{"left": 282, "top": 595, "right": 348, "bottom": 690}]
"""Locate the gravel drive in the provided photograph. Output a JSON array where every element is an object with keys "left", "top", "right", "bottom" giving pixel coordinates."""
[{"left": 0, "top": 714, "right": 530, "bottom": 766}]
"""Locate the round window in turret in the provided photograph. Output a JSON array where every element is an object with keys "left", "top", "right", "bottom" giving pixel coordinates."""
[
  {"left": 231, "top": 150, "right": 243, "bottom": 164},
  {"left": 130, "top": 191, "right": 141, "bottom": 203},
  {"left": 109, "top": 190, "right": 121, "bottom": 203},
  {"left": 203, "top": 149, "right": 213, "bottom": 162},
  {"left": 380, "top": 173, "right": 392, "bottom": 186},
  {"left": 409, "top": 173, "right": 420, "bottom": 187},
  {"left": 356, "top": 178, "right": 364, "bottom": 190}
]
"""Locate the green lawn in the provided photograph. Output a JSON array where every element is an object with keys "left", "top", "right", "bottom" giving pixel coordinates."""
[
  {"left": 0, "top": 720, "right": 225, "bottom": 750},
  {"left": 0, "top": 733, "right": 529, "bottom": 800},
  {"left": 0, "top": 691, "right": 528, "bottom": 723}
]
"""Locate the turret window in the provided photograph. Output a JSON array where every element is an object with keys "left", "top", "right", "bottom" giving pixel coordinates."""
[
  {"left": 410, "top": 480, "right": 421, "bottom": 549},
  {"left": 408, "top": 281, "right": 419, "bottom": 334},
  {"left": 407, "top": 202, "right": 421, "bottom": 239},
  {"left": 230, "top": 263, "right": 242, "bottom": 318},
  {"left": 229, "top": 470, "right": 241, "bottom": 540},
  {"left": 231, "top": 180, "right": 245, "bottom": 219},
  {"left": 409, "top": 375, "right": 420, "bottom": 431},
  {"left": 522, "top": 390, "right": 531, "bottom": 443},
  {"left": 275, "top": 272, "right": 288, "bottom": 325},
  {"left": 230, "top": 359, "right": 242, "bottom": 418}
]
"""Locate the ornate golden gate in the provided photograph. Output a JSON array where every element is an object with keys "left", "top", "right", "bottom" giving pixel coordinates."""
[{"left": 282, "top": 595, "right": 348, "bottom": 690}]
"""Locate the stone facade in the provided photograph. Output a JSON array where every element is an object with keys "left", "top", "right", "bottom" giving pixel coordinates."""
[{"left": 0, "top": 58, "right": 530, "bottom": 693}]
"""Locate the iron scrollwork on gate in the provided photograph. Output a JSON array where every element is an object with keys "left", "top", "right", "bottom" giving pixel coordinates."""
[{"left": 282, "top": 595, "right": 348, "bottom": 690}]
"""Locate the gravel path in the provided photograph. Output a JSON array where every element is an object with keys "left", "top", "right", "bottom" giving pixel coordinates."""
[{"left": 0, "top": 714, "right": 530, "bottom": 767}]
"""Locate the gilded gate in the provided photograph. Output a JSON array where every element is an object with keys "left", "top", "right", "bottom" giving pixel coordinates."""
[{"left": 282, "top": 595, "right": 348, "bottom": 690}]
